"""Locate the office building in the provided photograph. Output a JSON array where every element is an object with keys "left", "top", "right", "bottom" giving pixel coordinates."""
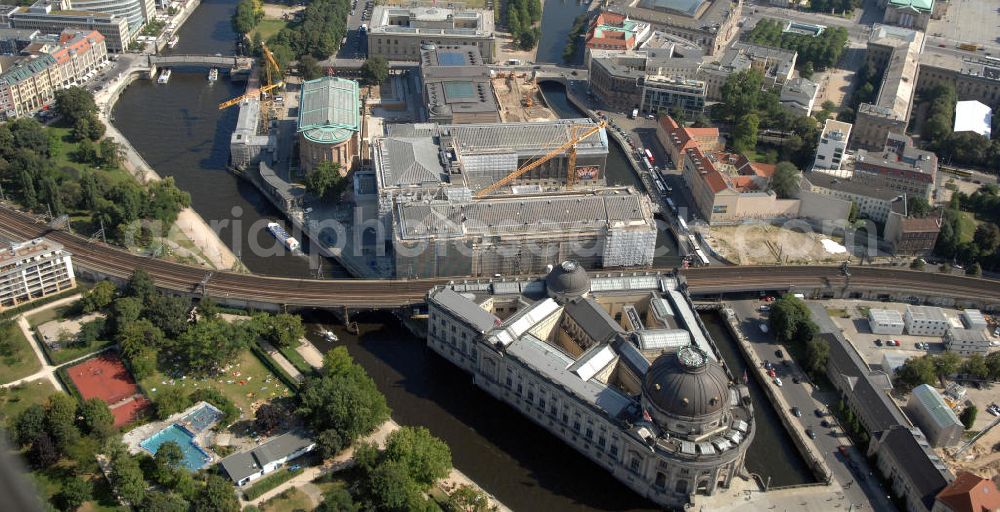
[
  {"left": 854, "top": 133, "right": 937, "bottom": 200},
  {"left": 640, "top": 74, "right": 706, "bottom": 117},
  {"left": 297, "top": 76, "right": 361, "bottom": 174},
  {"left": 69, "top": 0, "right": 154, "bottom": 35},
  {"left": 0, "top": 53, "right": 57, "bottom": 118},
  {"left": 393, "top": 188, "right": 657, "bottom": 278},
  {"left": 813, "top": 119, "right": 852, "bottom": 175},
  {"left": 604, "top": 0, "right": 742, "bottom": 56},
  {"left": 960, "top": 309, "right": 987, "bottom": 331},
  {"left": 11, "top": 1, "right": 131, "bottom": 52},
  {"left": 854, "top": 26, "right": 923, "bottom": 150},
  {"left": 417, "top": 44, "right": 499, "bottom": 125},
  {"left": 867, "top": 426, "right": 954, "bottom": 512},
  {"left": 799, "top": 172, "right": 899, "bottom": 223},
  {"left": 0, "top": 238, "right": 76, "bottom": 311},
  {"left": 0, "top": 28, "right": 40, "bottom": 54},
  {"left": 426, "top": 263, "right": 754, "bottom": 509},
  {"left": 916, "top": 52, "right": 1000, "bottom": 113},
  {"left": 944, "top": 328, "right": 991, "bottom": 356},
  {"left": 869, "top": 309, "right": 905, "bottom": 335},
  {"left": 367, "top": 6, "right": 497, "bottom": 63},
  {"left": 905, "top": 384, "right": 963, "bottom": 448},
  {"left": 904, "top": 305, "right": 950, "bottom": 336}
]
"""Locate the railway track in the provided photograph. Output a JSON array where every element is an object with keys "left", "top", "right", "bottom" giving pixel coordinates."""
[{"left": 2, "top": 207, "right": 998, "bottom": 308}]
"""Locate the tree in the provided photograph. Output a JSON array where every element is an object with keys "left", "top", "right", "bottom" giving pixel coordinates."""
[
  {"left": 145, "top": 294, "right": 192, "bottom": 338},
  {"left": 770, "top": 162, "right": 800, "bottom": 199},
  {"left": 316, "top": 429, "right": 344, "bottom": 460},
  {"left": 801, "top": 61, "right": 814, "bottom": 79},
  {"left": 124, "top": 269, "right": 156, "bottom": 304},
  {"left": 11, "top": 404, "right": 47, "bottom": 447},
  {"left": 768, "top": 294, "right": 815, "bottom": 344},
  {"left": 117, "top": 319, "right": 163, "bottom": 379},
  {"left": 910, "top": 258, "right": 925, "bottom": 270},
  {"left": 79, "top": 398, "right": 116, "bottom": 440},
  {"left": 196, "top": 297, "right": 220, "bottom": 322},
  {"left": 973, "top": 223, "right": 1000, "bottom": 255},
  {"left": 366, "top": 459, "right": 423, "bottom": 511},
  {"left": 74, "top": 138, "right": 98, "bottom": 164},
  {"left": 963, "top": 354, "right": 989, "bottom": 380},
  {"left": 315, "top": 486, "right": 357, "bottom": 512},
  {"left": 254, "top": 403, "right": 283, "bottom": 435},
  {"left": 142, "top": 491, "right": 189, "bottom": 512},
  {"left": 99, "top": 138, "right": 123, "bottom": 169},
  {"left": 447, "top": 485, "right": 497, "bottom": 512},
  {"left": 382, "top": 426, "right": 452, "bottom": 488},
  {"left": 109, "top": 446, "right": 146, "bottom": 505},
  {"left": 894, "top": 355, "right": 937, "bottom": 390},
  {"left": 153, "top": 440, "right": 184, "bottom": 485},
  {"left": 720, "top": 69, "right": 764, "bottom": 121},
  {"left": 361, "top": 56, "right": 389, "bottom": 85},
  {"left": 232, "top": 0, "right": 263, "bottom": 34},
  {"left": 45, "top": 393, "right": 80, "bottom": 451},
  {"left": 300, "top": 55, "right": 323, "bottom": 80},
  {"left": 967, "top": 262, "right": 983, "bottom": 277},
  {"left": 29, "top": 432, "right": 59, "bottom": 469},
  {"left": 171, "top": 319, "right": 247, "bottom": 375},
  {"left": 935, "top": 352, "right": 962, "bottom": 380},
  {"left": 732, "top": 113, "right": 759, "bottom": 154},
  {"left": 56, "top": 476, "right": 92, "bottom": 512},
  {"left": 144, "top": 177, "right": 191, "bottom": 226},
  {"left": 297, "top": 347, "right": 390, "bottom": 442},
  {"left": 848, "top": 201, "right": 859, "bottom": 223},
  {"left": 986, "top": 351, "right": 1000, "bottom": 381},
  {"left": 305, "top": 161, "right": 346, "bottom": 201},
  {"left": 54, "top": 87, "right": 98, "bottom": 125},
  {"left": 192, "top": 474, "right": 240, "bottom": 512},
  {"left": 907, "top": 196, "right": 932, "bottom": 217},
  {"left": 153, "top": 387, "right": 191, "bottom": 420},
  {"left": 960, "top": 405, "right": 977, "bottom": 429},
  {"left": 81, "top": 281, "right": 116, "bottom": 313},
  {"left": 257, "top": 313, "right": 305, "bottom": 348},
  {"left": 804, "top": 337, "right": 830, "bottom": 375}
]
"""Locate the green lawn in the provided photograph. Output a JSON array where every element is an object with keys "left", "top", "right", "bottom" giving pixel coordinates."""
[
  {"left": 27, "top": 303, "right": 77, "bottom": 327},
  {"left": 0, "top": 321, "right": 42, "bottom": 384},
  {"left": 48, "top": 339, "right": 115, "bottom": 366},
  {"left": 957, "top": 211, "right": 979, "bottom": 244},
  {"left": 278, "top": 344, "right": 313, "bottom": 375},
  {"left": 140, "top": 350, "right": 292, "bottom": 415},
  {"left": 260, "top": 487, "right": 315, "bottom": 512},
  {"left": 0, "top": 380, "right": 58, "bottom": 423},
  {"left": 825, "top": 308, "right": 850, "bottom": 319},
  {"left": 254, "top": 18, "right": 290, "bottom": 42}
]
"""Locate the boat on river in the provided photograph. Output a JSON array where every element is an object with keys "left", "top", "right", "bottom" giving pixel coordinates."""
[
  {"left": 208, "top": 68, "right": 218, "bottom": 82},
  {"left": 157, "top": 69, "right": 171, "bottom": 84},
  {"left": 267, "top": 221, "right": 300, "bottom": 252}
]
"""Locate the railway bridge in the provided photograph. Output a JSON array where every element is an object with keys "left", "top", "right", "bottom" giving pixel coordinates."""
[{"left": 1, "top": 207, "right": 998, "bottom": 314}]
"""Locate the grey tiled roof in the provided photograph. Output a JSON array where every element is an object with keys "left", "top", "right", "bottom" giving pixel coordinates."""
[
  {"left": 378, "top": 137, "right": 447, "bottom": 187},
  {"left": 876, "top": 426, "right": 952, "bottom": 510},
  {"left": 564, "top": 297, "right": 624, "bottom": 345},
  {"left": 429, "top": 287, "right": 499, "bottom": 333}
]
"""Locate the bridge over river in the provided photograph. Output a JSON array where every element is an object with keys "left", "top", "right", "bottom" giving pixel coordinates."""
[{"left": 147, "top": 54, "right": 253, "bottom": 69}]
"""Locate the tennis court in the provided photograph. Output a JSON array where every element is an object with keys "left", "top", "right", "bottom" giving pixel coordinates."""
[{"left": 67, "top": 353, "right": 138, "bottom": 404}]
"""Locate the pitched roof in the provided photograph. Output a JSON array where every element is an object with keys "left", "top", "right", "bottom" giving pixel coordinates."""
[
  {"left": 563, "top": 297, "right": 624, "bottom": 345},
  {"left": 936, "top": 471, "right": 1000, "bottom": 512},
  {"left": 878, "top": 426, "right": 952, "bottom": 510},
  {"left": 297, "top": 77, "right": 360, "bottom": 144},
  {"left": 378, "top": 136, "right": 447, "bottom": 187},
  {"left": 429, "top": 287, "right": 499, "bottom": 333}
]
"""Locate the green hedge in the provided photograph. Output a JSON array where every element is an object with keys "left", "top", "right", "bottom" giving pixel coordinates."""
[
  {"left": 0, "top": 288, "right": 80, "bottom": 321},
  {"left": 241, "top": 467, "right": 303, "bottom": 501},
  {"left": 278, "top": 345, "right": 314, "bottom": 376},
  {"left": 55, "top": 365, "right": 83, "bottom": 403},
  {"left": 250, "top": 343, "right": 300, "bottom": 392}
]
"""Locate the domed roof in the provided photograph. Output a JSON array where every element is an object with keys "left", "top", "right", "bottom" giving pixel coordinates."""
[
  {"left": 642, "top": 346, "right": 731, "bottom": 420},
  {"left": 545, "top": 260, "right": 590, "bottom": 301}
]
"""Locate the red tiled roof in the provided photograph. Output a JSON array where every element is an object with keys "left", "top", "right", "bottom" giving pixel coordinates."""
[
  {"left": 687, "top": 147, "right": 727, "bottom": 193},
  {"left": 593, "top": 11, "right": 626, "bottom": 26},
  {"left": 901, "top": 216, "right": 942, "bottom": 232},
  {"left": 936, "top": 471, "right": 1000, "bottom": 512}
]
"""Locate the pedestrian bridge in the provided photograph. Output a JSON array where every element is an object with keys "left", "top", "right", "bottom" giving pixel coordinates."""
[{"left": 148, "top": 54, "right": 254, "bottom": 69}]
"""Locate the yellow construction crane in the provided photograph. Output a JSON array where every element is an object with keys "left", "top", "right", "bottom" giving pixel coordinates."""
[
  {"left": 217, "top": 41, "right": 285, "bottom": 112},
  {"left": 474, "top": 121, "right": 606, "bottom": 198}
]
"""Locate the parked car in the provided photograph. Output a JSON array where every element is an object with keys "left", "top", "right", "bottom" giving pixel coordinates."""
[
  {"left": 814, "top": 408, "right": 825, "bottom": 418},
  {"left": 791, "top": 406, "right": 802, "bottom": 417},
  {"left": 759, "top": 323, "right": 769, "bottom": 333},
  {"left": 820, "top": 419, "right": 830, "bottom": 428},
  {"left": 775, "top": 349, "right": 784, "bottom": 358},
  {"left": 773, "top": 377, "right": 783, "bottom": 387},
  {"left": 874, "top": 339, "right": 883, "bottom": 347},
  {"left": 805, "top": 429, "right": 817, "bottom": 439},
  {"left": 792, "top": 376, "right": 801, "bottom": 384}
]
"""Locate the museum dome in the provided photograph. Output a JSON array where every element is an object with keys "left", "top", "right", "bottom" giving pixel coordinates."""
[
  {"left": 642, "top": 346, "right": 732, "bottom": 420},
  {"left": 545, "top": 260, "right": 590, "bottom": 301}
]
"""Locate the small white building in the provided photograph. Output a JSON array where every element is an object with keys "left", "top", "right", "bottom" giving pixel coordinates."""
[
  {"left": 944, "top": 328, "right": 991, "bottom": 356},
  {"left": 813, "top": 119, "right": 852, "bottom": 176},
  {"left": 219, "top": 431, "right": 315, "bottom": 487},
  {"left": 960, "top": 309, "right": 987, "bottom": 331},
  {"left": 905, "top": 384, "right": 964, "bottom": 448},
  {"left": 904, "top": 305, "right": 950, "bottom": 336},
  {"left": 870, "top": 308, "right": 905, "bottom": 335}
]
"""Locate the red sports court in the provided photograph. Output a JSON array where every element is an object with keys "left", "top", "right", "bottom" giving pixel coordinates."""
[{"left": 67, "top": 353, "right": 149, "bottom": 427}]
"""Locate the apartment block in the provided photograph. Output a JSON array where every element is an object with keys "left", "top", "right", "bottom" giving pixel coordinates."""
[{"left": 0, "top": 238, "right": 76, "bottom": 311}]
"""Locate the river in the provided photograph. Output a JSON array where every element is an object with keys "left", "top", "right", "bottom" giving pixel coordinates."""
[{"left": 112, "top": 0, "right": 812, "bottom": 508}]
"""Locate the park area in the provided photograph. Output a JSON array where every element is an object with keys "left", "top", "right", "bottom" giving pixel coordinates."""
[
  {"left": 705, "top": 224, "right": 852, "bottom": 265},
  {"left": 66, "top": 352, "right": 150, "bottom": 427},
  {"left": 0, "top": 380, "right": 58, "bottom": 423},
  {"left": 0, "top": 319, "right": 42, "bottom": 384},
  {"left": 140, "top": 350, "right": 292, "bottom": 419}
]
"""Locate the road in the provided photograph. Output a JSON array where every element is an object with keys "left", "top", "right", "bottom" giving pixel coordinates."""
[
  {"left": 728, "top": 300, "right": 896, "bottom": 512},
  {"left": 1, "top": 206, "right": 999, "bottom": 308}
]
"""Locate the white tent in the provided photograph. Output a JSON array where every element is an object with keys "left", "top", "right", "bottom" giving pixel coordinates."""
[{"left": 953, "top": 100, "right": 992, "bottom": 139}]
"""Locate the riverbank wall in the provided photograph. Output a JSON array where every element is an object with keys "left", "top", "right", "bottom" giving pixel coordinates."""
[{"left": 715, "top": 304, "right": 834, "bottom": 487}]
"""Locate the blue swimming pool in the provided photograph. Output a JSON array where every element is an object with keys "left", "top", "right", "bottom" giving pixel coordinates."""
[
  {"left": 139, "top": 424, "right": 210, "bottom": 471},
  {"left": 180, "top": 403, "right": 223, "bottom": 433}
]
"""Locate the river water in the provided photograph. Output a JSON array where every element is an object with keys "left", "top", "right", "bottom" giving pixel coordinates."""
[{"left": 113, "top": 0, "right": 812, "bottom": 507}]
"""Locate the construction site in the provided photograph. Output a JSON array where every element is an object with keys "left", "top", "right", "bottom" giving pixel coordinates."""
[{"left": 491, "top": 71, "right": 557, "bottom": 123}]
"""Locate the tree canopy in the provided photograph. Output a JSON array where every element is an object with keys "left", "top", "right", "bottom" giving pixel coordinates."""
[
  {"left": 297, "top": 347, "right": 390, "bottom": 443},
  {"left": 361, "top": 56, "right": 389, "bottom": 86},
  {"left": 768, "top": 294, "right": 818, "bottom": 344},
  {"left": 304, "top": 161, "right": 347, "bottom": 201},
  {"left": 770, "top": 162, "right": 800, "bottom": 199}
]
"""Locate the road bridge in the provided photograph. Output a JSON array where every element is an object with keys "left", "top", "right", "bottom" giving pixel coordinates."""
[
  {"left": 148, "top": 54, "right": 254, "bottom": 69},
  {"left": 0, "top": 207, "right": 997, "bottom": 311}
]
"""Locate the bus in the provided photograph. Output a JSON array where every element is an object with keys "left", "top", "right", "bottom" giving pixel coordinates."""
[{"left": 653, "top": 177, "right": 665, "bottom": 193}]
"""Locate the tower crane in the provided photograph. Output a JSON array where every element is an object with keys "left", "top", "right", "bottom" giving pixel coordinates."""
[
  {"left": 217, "top": 41, "right": 285, "bottom": 131},
  {"left": 474, "top": 121, "right": 606, "bottom": 198}
]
